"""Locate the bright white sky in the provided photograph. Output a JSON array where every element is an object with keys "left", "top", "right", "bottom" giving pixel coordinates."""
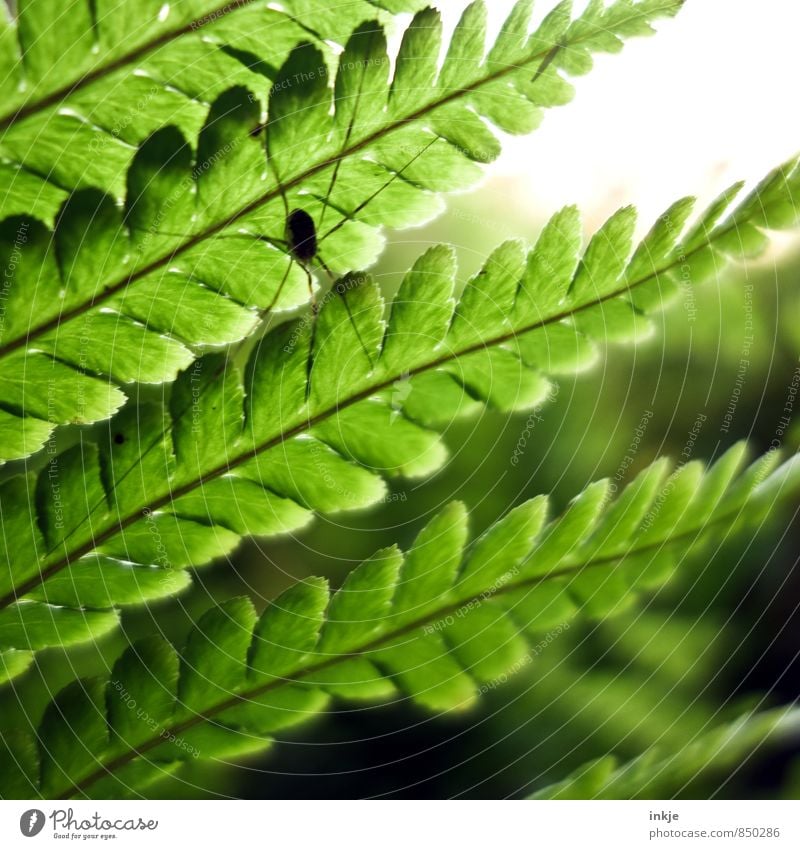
[{"left": 433, "top": 0, "right": 800, "bottom": 235}]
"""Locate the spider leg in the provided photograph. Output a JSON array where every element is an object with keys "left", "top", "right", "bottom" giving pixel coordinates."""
[
  {"left": 317, "top": 33, "right": 375, "bottom": 233},
  {"left": 256, "top": 234, "right": 289, "bottom": 248},
  {"left": 303, "top": 261, "right": 320, "bottom": 401},
  {"left": 317, "top": 252, "right": 375, "bottom": 370},
  {"left": 265, "top": 120, "right": 292, "bottom": 234},
  {"left": 303, "top": 261, "right": 318, "bottom": 317},
  {"left": 317, "top": 255, "right": 336, "bottom": 282},
  {"left": 318, "top": 136, "right": 439, "bottom": 245}
]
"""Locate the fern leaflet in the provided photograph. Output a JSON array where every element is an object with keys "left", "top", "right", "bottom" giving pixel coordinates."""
[
  {"left": 1, "top": 448, "right": 797, "bottom": 799},
  {"left": 531, "top": 707, "right": 800, "bottom": 799},
  {"left": 2, "top": 162, "right": 799, "bottom": 677},
  {"left": 0, "top": 0, "right": 683, "bottom": 461},
  {"left": 0, "top": 0, "right": 425, "bottom": 169}
]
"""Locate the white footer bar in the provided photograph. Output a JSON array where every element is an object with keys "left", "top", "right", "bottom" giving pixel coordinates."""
[{"left": 1, "top": 799, "right": 797, "bottom": 848}]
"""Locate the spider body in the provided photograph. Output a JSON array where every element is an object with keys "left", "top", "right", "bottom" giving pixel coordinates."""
[{"left": 286, "top": 208, "right": 317, "bottom": 264}]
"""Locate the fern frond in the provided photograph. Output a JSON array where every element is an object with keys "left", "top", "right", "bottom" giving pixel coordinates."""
[
  {"left": 0, "top": 0, "right": 421, "bottom": 137},
  {"left": 0, "top": 0, "right": 680, "bottom": 203},
  {"left": 2, "top": 165, "right": 800, "bottom": 672},
  {"left": 0, "top": 0, "right": 684, "bottom": 461},
  {"left": 1, "top": 450, "right": 796, "bottom": 799},
  {"left": 531, "top": 707, "right": 800, "bottom": 799},
  {"left": 512, "top": 608, "right": 740, "bottom": 770}
]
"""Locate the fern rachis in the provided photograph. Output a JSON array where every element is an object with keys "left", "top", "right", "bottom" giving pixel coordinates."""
[
  {"left": 0, "top": 0, "right": 684, "bottom": 462},
  {"left": 0, "top": 1, "right": 424, "bottom": 131},
  {"left": 1, "top": 157, "right": 799, "bottom": 676},
  {"left": 1, "top": 0, "right": 798, "bottom": 802},
  {"left": 532, "top": 708, "right": 800, "bottom": 799},
  {"left": 3, "top": 445, "right": 797, "bottom": 799}
]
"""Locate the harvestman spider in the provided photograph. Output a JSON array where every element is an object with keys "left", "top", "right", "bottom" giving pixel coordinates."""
[
  {"left": 242, "top": 120, "right": 439, "bottom": 374},
  {"left": 241, "top": 36, "right": 565, "bottom": 373},
  {"left": 47, "top": 41, "right": 567, "bottom": 557}
]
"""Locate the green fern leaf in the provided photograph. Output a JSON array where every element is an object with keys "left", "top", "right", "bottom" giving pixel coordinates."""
[
  {"left": 0, "top": 1, "right": 424, "bottom": 185},
  {"left": 0, "top": 648, "right": 34, "bottom": 685},
  {"left": 531, "top": 707, "right": 800, "bottom": 799},
  {"left": 1, "top": 446, "right": 796, "bottom": 799},
  {"left": 2, "top": 165, "right": 799, "bottom": 674},
  {"left": 0, "top": 0, "right": 683, "bottom": 462}
]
